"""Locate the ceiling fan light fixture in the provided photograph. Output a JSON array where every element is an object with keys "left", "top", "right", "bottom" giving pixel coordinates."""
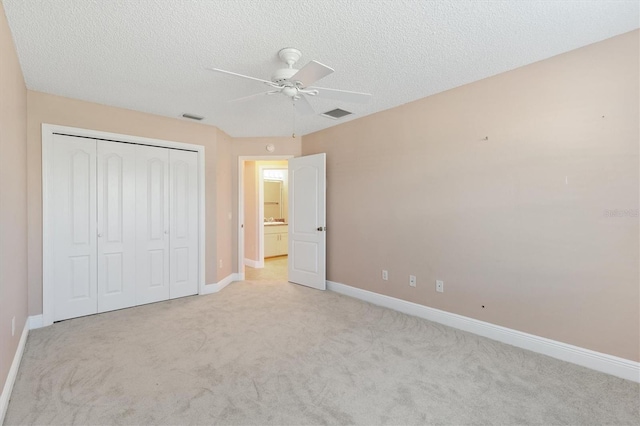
[{"left": 282, "top": 86, "right": 298, "bottom": 97}]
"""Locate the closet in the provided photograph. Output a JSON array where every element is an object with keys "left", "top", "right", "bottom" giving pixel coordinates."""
[{"left": 49, "top": 133, "right": 198, "bottom": 322}]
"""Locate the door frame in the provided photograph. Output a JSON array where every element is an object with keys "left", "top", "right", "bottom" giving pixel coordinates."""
[
  {"left": 42, "top": 124, "right": 206, "bottom": 327},
  {"left": 237, "top": 156, "right": 293, "bottom": 277}
]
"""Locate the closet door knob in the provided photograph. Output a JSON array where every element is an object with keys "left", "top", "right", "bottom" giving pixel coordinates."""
[{"left": 97, "top": 233, "right": 102, "bottom": 237}]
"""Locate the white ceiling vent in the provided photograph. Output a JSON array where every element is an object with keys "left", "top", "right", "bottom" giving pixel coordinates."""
[
  {"left": 182, "top": 113, "right": 204, "bottom": 121},
  {"left": 321, "top": 108, "right": 352, "bottom": 120}
]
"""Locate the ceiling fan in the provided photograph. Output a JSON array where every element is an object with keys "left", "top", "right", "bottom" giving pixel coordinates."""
[{"left": 207, "top": 48, "right": 371, "bottom": 116}]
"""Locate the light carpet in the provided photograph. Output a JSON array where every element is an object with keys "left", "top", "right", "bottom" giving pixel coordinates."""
[
  {"left": 5, "top": 280, "right": 639, "bottom": 425},
  {"left": 245, "top": 256, "right": 288, "bottom": 281}
]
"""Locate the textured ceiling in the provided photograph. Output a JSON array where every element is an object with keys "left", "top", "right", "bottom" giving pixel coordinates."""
[{"left": 3, "top": 0, "right": 639, "bottom": 138}]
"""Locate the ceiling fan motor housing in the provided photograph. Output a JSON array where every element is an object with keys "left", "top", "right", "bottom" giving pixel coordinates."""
[{"left": 271, "top": 67, "right": 298, "bottom": 85}]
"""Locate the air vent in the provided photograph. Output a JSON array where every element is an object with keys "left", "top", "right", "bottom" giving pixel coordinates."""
[
  {"left": 182, "top": 113, "right": 204, "bottom": 121},
  {"left": 321, "top": 108, "right": 352, "bottom": 119}
]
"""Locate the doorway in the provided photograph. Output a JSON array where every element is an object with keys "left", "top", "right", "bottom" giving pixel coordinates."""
[
  {"left": 238, "top": 153, "right": 327, "bottom": 289},
  {"left": 238, "top": 156, "right": 292, "bottom": 282}
]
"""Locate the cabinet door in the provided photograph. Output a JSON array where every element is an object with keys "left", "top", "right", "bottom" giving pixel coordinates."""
[
  {"left": 279, "top": 232, "right": 289, "bottom": 256},
  {"left": 264, "top": 234, "right": 279, "bottom": 258},
  {"left": 169, "top": 150, "right": 198, "bottom": 299},
  {"left": 96, "top": 141, "right": 136, "bottom": 313},
  {"left": 51, "top": 134, "right": 97, "bottom": 321},
  {"left": 135, "top": 145, "right": 170, "bottom": 305}
]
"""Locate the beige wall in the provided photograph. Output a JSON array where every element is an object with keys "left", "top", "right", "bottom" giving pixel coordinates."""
[
  {"left": 26, "top": 91, "right": 223, "bottom": 315},
  {"left": 0, "top": 0, "right": 28, "bottom": 397},
  {"left": 302, "top": 30, "right": 640, "bottom": 361},
  {"left": 231, "top": 138, "right": 301, "bottom": 273}
]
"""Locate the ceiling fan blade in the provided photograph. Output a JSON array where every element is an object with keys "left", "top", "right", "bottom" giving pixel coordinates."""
[
  {"left": 229, "top": 90, "right": 280, "bottom": 103},
  {"left": 291, "top": 60, "right": 334, "bottom": 87},
  {"left": 206, "top": 67, "right": 277, "bottom": 86},
  {"left": 294, "top": 95, "right": 315, "bottom": 116},
  {"left": 310, "top": 86, "right": 372, "bottom": 104}
]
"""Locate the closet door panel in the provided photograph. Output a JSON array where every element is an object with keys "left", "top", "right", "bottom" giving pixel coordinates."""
[
  {"left": 97, "top": 141, "right": 136, "bottom": 313},
  {"left": 169, "top": 150, "right": 199, "bottom": 299},
  {"left": 51, "top": 134, "right": 97, "bottom": 321},
  {"left": 136, "top": 145, "right": 170, "bottom": 304}
]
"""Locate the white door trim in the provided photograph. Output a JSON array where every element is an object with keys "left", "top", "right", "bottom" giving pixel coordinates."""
[
  {"left": 42, "top": 123, "right": 206, "bottom": 327},
  {"left": 237, "top": 156, "right": 293, "bottom": 277}
]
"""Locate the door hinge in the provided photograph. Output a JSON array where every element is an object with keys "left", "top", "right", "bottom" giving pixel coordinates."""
[{"left": 317, "top": 226, "right": 326, "bottom": 231}]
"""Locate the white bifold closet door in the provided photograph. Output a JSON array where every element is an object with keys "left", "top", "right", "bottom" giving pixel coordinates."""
[
  {"left": 168, "top": 149, "right": 199, "bottom": 299},
  {"left": 52, "top": 134, "right": 98, "bottom": 321},
  {"left": 135, "top": 147, "right": 198, "bottom": 303},
  {"left": 135, "top": 145, "right": 170, "bottom": 304},
  {"left": 97, "top": 141, "right": 137, "bottom": 313},
  {"left": 51, "top": 134, "right": 198, "bottom": 322}
]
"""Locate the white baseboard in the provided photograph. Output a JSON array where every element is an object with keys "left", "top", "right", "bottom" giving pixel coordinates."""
[
  {"left": 244, "top": 258, "right": 264, "bottom": 268},
  {"left": 0, "top": 320, "right": 29, "bottom": 424},
  {"left": 327, "top": 281, "right": 640, "bottom": 383},
  {"left": 201, "top": 273, "right": 240, "bottom": 295},
  {"left": 28, "top": 315, "right": 43, "bottom": 330}
]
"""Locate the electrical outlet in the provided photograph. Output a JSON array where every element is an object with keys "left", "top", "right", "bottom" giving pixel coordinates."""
[
  {"left": 409, "top": 275, "right": 416, "bottom": 287},
  {"left": 219, "top": 259, "right": 223, "bottom": 269},
  {"left": 382, "top": 270, "right": 388, "bottom": 281},
  {"left": 436, "top": 280, "right": 444, "bottom": 293},
  {"left": 11, "top": 316, "right": 15, "bottom": 337}
]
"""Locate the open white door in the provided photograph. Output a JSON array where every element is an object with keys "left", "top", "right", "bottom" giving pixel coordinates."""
[{"left": 288, "top": 153, "right": 326, "bottom": 290}]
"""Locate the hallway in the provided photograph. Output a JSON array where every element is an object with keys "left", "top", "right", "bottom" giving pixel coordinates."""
[{"left": 245, "top": 256, "right": 287, "bottom": 281}]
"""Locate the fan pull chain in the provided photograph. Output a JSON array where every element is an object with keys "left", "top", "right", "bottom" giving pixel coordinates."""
[{"left": 292, "top": 100, "right": 297, "bottom": 139}]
